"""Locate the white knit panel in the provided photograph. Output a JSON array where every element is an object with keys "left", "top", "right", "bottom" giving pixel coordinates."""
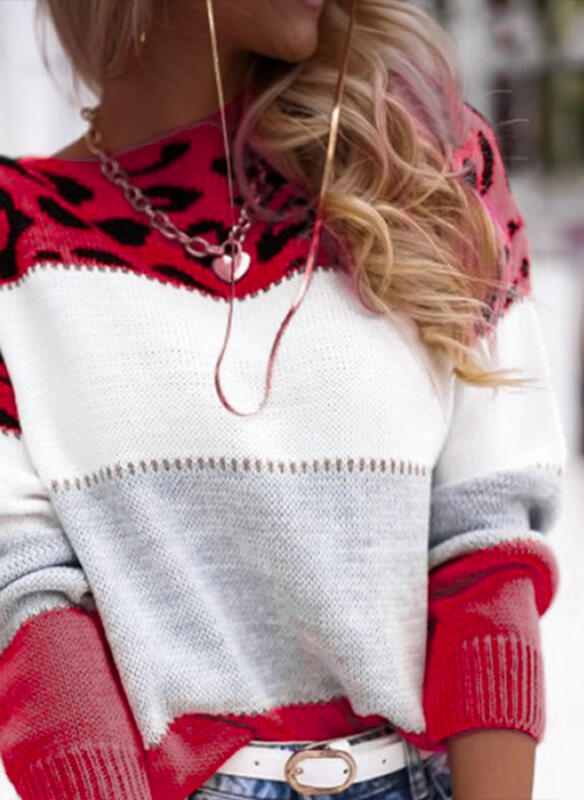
[
  {"left": 432, "top": 294, "right": 567, "bottom": 488},
  {"left": 0, "top": 264, "right": 450, "bottom": 484}
]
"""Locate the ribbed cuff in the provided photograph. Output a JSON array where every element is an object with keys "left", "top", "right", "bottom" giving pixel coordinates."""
[
  {"left": 7, "top": 743, "right": 152, "bottom": 800},
  {"left": 425, "top": 632, "right": 546, "bottom": 746}
]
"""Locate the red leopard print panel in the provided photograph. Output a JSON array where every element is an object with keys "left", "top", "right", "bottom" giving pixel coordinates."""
[{"left": 0, "top": 137, "right": 334, "bottom": 296}]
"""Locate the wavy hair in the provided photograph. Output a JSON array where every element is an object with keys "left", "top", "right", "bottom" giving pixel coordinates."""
[{"left": 35, "top": 0, "right": 533, "bottom": 389}]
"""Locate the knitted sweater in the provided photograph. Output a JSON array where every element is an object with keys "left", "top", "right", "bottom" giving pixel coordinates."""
[{"left": 0, "top": 90, "right": 567, "bottom": 800}]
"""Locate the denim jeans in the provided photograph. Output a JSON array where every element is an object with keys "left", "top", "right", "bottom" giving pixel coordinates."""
[{"left": 186, "top": 724, "right": 453, "bottom": 800}]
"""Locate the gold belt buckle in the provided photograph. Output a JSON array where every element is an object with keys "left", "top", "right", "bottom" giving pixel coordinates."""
[{"left": 284, "top": 747, "right": 357, "bottom": 795}]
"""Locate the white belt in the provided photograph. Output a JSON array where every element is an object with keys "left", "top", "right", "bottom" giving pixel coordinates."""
[{"left": 214, "top": 731, "right": 436, "bottom": 795}]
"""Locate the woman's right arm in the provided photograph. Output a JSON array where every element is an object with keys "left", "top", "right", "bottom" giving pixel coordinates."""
[{"left": 0, "top": 351, "right": 152, "bottom": 800}]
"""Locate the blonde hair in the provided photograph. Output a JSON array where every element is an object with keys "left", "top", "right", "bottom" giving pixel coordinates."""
[{"left": 35, "top": 0, "right": 533, "bottom": 389}]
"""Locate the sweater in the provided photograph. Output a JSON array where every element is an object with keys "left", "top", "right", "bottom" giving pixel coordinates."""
[{"left": 0, "top": 90, "right": 567, "bottom": 800}]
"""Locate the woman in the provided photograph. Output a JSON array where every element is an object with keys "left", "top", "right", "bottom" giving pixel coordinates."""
[{"left": 0, "top": 1, "right": 566, "bottom": 799}]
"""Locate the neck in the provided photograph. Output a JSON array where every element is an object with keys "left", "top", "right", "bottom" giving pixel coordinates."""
[{"left": 86, "top": 5, "right": 252, "bottom": 154}]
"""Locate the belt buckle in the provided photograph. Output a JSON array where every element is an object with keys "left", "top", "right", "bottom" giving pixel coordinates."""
[{"left": 284, "top": 747, "right": 357, "bottom": 795}]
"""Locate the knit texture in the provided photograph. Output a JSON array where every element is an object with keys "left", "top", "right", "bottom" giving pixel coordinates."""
[{"left": 0, "top": 93, "right": 567, "bottom": 800}]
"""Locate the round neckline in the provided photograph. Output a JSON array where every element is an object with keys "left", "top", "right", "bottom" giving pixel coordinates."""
[{"left": 18, "top": 87, "right": 246, "bottom": 168}]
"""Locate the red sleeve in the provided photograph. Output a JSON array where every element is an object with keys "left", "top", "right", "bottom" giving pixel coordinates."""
[
  {"left": 0, "top": 608, "right": 153, "bottom": 800},
  {"left": 424, "top": 539, "right": 559, "bottom": 747}
]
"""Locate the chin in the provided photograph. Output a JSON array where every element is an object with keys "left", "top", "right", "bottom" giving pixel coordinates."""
[{"left": 268, "top": 23, "right": 320, "bottom": 62}]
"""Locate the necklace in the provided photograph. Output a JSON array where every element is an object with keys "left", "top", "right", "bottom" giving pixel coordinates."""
[
  {"left": 79, "top": 0, "right": 358, "bottom": 418},
  {"left": 80, "top": 105, "right": 266, "bottom": 285}
]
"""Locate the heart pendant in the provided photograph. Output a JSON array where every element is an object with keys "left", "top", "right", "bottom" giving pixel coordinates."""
[{"left": 211, "top": 250, "right": 251, "bottom": 283}]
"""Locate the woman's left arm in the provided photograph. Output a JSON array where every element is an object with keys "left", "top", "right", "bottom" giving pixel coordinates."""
[
  {"left": 447, "top": 729, "right": 535, "bottom": 800},
  {"left": 424, "top": 291, "right": 565, "bottom": 759},
  {"left": 422, "top": 104, "right": 568, "bottom": 797}
]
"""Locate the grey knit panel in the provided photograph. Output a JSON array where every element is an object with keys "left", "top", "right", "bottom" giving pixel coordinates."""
[
  {"left": 429, "top": 465, "right": 563, "bottom": 569},
  {"left": 0, "top": 511, "right": 92, "bottom": 656},
  {"left": 48, "top": 465, "right": 433, "bottom": 746}
]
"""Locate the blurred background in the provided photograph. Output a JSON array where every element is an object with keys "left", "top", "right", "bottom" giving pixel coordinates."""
[{"left": 0, "top": 0, "right": 583, "bottom": 798}]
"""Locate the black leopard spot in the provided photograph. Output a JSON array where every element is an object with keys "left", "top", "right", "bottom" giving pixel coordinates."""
[
  {"left": 259, "top": 166, "right": 288, "bottom": 200},
  {"left": 3, "top": 158, "right": 60, "bottom": 191},
  {"left": 38, "top": 170, "right": 94, "bottom": 206},
  {"left": 38, "top": 195, "right": 91, "bottom": 229},
  {"left": 34, "top": 250, "right": 62, "bottom": 261},
  {"left": 211, "top": 153, "right": 234, "bottom": 178},
  {"left": 0, "top": 187, "right": 35, "bottom": 280},
  {"left": 520, "top": 258, "right": 530, "bottom": 278},
  {"left": 207, "top": 153, "right": 247, "bottom": 200},
  {"left": 72, "top": 247, "right": 131, "bottom": 266},
  {"left": 129, "top": 140, "right": 192, "bottom": 176},
  {"left": 256, "top": 218, "right": 313, "bottom": 262},
  {"left": 507, "top": 219, "right": 521, "bottom": 238},
  {"left": 95, "top": 218, "right": 151, "bottom": 246},
  {"left": 0, "top": 408, "right": 19, "bottom": 430},
  {"left": 0, "top": 155, "right": 30, "bottom": 177},
  {"left": 477, "top": 130, "right": 494, "bottom": 194},
  {"left": 184, "top": 217, "right": 237, "bottom": 250},
  {"left": 140, "top": 184, "right": 204, "bottom": 213}
]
